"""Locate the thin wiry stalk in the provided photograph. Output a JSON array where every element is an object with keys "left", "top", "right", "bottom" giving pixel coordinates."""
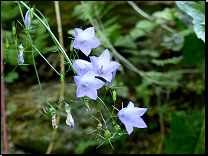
[{"left": 46, "top": 1, "right": 65, "bottom": 154}]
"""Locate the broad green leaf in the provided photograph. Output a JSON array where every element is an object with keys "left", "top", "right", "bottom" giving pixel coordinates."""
[
  {"left": 182, "top": 33, "right": 205, "bottom": 67},
  {"left": 175, "top": 1, "right": 205, "bottom": 42},
  {"left": 164, "top": 111, "right": 205, "bottom": 154}
]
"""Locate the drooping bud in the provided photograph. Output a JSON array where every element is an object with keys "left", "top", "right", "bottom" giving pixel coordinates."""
[
  {"left": 17, "top": 44, "right": 24, "bottom": 64},
  {"left": 112, "top": 90, "right": 116, "bottom": 101},
  {"left": 104, "top": 130, "right": 111, "bottom": 141},
  {"left": 65, "top": 106, "right": 74, "bottom": 128},
  {"left": 49, "top": 107, "right": 58, "bottom": 129}
]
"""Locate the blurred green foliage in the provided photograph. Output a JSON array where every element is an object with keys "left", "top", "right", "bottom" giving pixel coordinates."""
[{"left": 164, "top": 110, "right": 205, "bottom": 154}]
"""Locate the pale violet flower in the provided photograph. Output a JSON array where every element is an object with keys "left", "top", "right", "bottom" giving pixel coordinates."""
[
  {"left": 73, "top": 70, "right": 105, "bottom": 100},
  {"left": 25, "top": 10, "right": 31, "bottom": 30},
  {"left": 73, "top": 59, "right": 93, "bottom": 76},
  {"left": 72, "top": 27, "right": 101, "bottom": 56},
  {"left": 118, "top": 101, "right": 148, "bottom": 135},
  {"left": 90, "top": 49, "right": 120, "bottom": 82}
]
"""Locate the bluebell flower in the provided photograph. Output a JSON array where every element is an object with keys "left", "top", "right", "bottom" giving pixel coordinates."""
[
  {"left": 73, "top": 70, "right": 105, "bottom": 100},
  {"left": 90, "top": 49, "right": 120, "bottom": 82},
  {"left": 72, "top": 27, "right": 101, "bottom": 56},
  {"left": 118, "top": 101, "right": 148, "bottom": 135},
  {"left": 73, "top": 59, "right": 93, "bottom": 76},
  {"left": 25, "top": 10, "right": 31, "bottom": 30}
]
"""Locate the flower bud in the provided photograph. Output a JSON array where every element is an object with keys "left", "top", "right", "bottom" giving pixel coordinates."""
[
  {"left": 97, "top": 123, "right": 102, "bottom": 130},
  {"left": 25, "top": 10, "right": 31, "bottom": 30},
  {"left": 104, "top": 130, "right": 111, "bottom": 141},
  {"left": 49, "top": 107, "right": 58, "bottom": 129},
  {"left": 17, "top": 44, "right": 24, "bottom": 64},
  {"left": 60, "top": 74, "right": 64, "bottom": 82},
  {"left": 12, "top": 21, "right": 16, "bottom": 36},
  {"left": 112, "top": 90, "right": 116, "bottom": 101},
  {"left": 114, "top": 125, "right": 121, "bottom": 133},
  {"left": 5, "top": 37, "right": 9, "bottom": 49}
]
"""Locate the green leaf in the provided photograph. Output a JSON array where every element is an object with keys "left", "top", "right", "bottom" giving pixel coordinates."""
[
  {"left": 175, "top": 1, "right": 205, "bottom": 42},
  {"left": 151, "top": 55, "right": 183, "bottom": 67},
  {"left": 164, "top": 111, "right": 205, "bottom": 154},
  {"left": 182, "top": 33, "right": 205, "bottom": 67}
]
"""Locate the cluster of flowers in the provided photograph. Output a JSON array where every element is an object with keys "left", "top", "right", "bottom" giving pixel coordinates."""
[
  {"left": 19, "top": 9, "right": 148, "bottom": 135},
  {"left": 72, "top": 27, "right": 148, "bottom": 135}
]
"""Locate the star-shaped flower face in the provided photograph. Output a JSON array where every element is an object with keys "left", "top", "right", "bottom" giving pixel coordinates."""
[
  {"left": 73, "top": 70, "right": 105, "bottom": 100},
  {"left": 73, "top": 59, "right": 93, "bottom": 76},
  {"left": 72, "top": 27, "right": 101, "bottom": 56},
  {"left": 90, "top": 49, "right": 120, "bottom": 82},
  {"left": 118, "top": 101, "right": 148, "bottom": 135}
]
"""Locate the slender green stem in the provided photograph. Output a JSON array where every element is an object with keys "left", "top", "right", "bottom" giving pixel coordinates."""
[
  {"left": 82, "top": 98, "right": 100, "bottom": 124},
  {"left": 97, "top": 96, "right": 116, "bottom": 124},
  {"left": 19, "top": 1, "right": 77, "bottom": 76},
  {"left": 17, "top": 1, "right": 26, "bottom": 28},
  {"left": 32, "top": 46, "right": 60, "bottom": 76},
  {"left": 96, "top": 99, "right": 107, "bottom": 128}
]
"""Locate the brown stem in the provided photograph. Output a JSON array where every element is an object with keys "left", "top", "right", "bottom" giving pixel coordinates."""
[
  {"left": 1, "top": 26, "right": 8, "bottom": 154},
  {"left": 46, "top": 1, "right": 65, "bottom": 154}
]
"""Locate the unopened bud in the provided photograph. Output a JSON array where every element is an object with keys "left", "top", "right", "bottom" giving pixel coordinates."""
[
  {"left": 6, "top": 37, "right": 9, "bottom": 49},
  {"left": 17, "top": 44, "right": 24, "bottom": 64},
  {"left": 25, "top": 10, "right": 31, "bottom": 31},
  {"left": 97, "top": 123, "right": 102, "bottom": 130},
  {"left": 60, "top": 74, "right": 64, "bottom": 82},
  {"left": 113, "top": 125, "right": 121, "bottom": 133},
  {"left": 104, "top": 130, "right": 111, "bottom": 141},
  {"left": 112, "top": 90, "right": 116, "bottom": 101}
]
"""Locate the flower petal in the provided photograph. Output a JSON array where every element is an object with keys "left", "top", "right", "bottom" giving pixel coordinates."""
[
  {"left": 90, "top": 78, "right": 105, "bottom": 90},
  {"left": 99, "top": 49, "right": 110, "bottom": 66},
  {"left": 88, "top": 37, "right": 101, "bottom": 48},
  {"left": 104, "top": 61, "right": 120, "bottom": 74},
  {"left": 74, "top": 28, "right": 83, "bottom": 39},
  {"left": 80, "top": 45, "right": 91, "bottom": 56},
  {"left": 82, "top": 27, "right": 95, "bottom": 39},
  {"left": 85, "top": 89, "right": 97, "bottom": 100},
  {"left": 72, "top": 39, "right": 80, "bottom": 49}
]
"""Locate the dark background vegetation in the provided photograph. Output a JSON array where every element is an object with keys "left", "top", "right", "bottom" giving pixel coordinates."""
[{"left": 1, "top": 1, "right": 205, "bottom": 154}]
